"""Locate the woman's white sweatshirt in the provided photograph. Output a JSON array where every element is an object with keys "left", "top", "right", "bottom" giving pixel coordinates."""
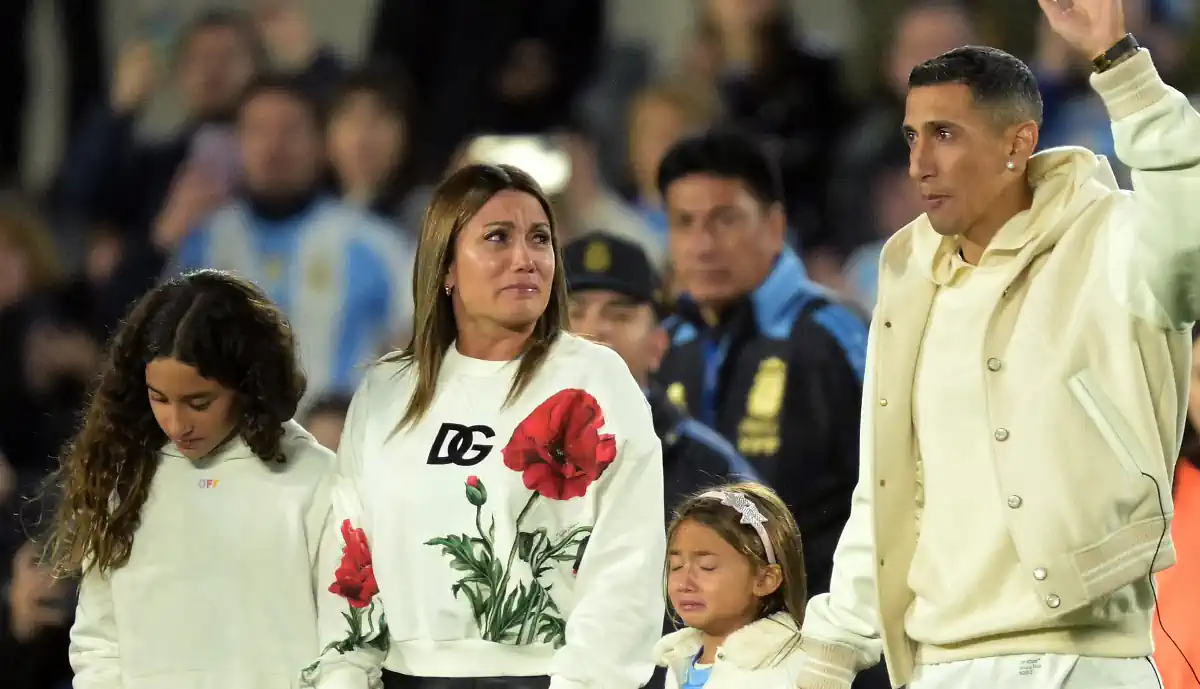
[
  {"left": 69, "top": 421, "right": 334, "bottom": 689},
  {"left": 303, "top": 334, "right": 666, "bottom": 689}
]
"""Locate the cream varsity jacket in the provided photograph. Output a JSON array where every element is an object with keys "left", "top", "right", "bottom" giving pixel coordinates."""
[{"left": 796, "top": 49, "right": 1200, "bottom": 688}]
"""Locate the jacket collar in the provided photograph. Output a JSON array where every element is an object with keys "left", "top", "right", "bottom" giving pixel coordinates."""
[
  {"left": 907, "top": 145, "right": 1118, "bottom": 285},
  {"left": 655, "top": 612, "right": 801, "bottom": 671},
  {"left": 675, "top": 246, "right": 819, "bottom": 336}
]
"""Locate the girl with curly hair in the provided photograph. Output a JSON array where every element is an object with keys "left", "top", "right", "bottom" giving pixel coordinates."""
[{"left": 45, "top": 269, "right": 335, "bottom": 689}]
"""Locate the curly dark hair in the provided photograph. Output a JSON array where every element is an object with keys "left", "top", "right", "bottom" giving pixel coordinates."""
[{"left": 45, "top": 270, "right": 306, "bottom": 577}]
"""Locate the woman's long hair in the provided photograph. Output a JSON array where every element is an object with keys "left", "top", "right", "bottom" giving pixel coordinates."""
[
  {"left": 387, "top": 163, "right": 569, "bottom": 430},
  {"left": 44, "top": 270, "right": 307, "bottom": 577}
]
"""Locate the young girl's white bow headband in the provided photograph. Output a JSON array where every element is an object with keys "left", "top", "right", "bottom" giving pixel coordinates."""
[{"left": 698, "top": 490, "right": 776, "bottom": 565}]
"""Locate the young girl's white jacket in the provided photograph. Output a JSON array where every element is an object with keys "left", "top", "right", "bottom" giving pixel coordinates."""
[
  {"left": 656, "top": 612, "right": 809, "bottom": 689},
  {"left": 68, "top": 421, "right": 334, "bottom": 689}
]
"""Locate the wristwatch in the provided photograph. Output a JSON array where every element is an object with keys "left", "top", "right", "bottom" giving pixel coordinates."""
[{"left": 1092, "top": 33, "right": 1141, "bottom": 73}]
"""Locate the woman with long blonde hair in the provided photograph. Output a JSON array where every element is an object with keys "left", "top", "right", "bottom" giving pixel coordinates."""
[{"left": 302, "top": 163, "right": 666, "bottom": 689}]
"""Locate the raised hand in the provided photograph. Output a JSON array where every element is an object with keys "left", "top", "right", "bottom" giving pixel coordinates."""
[{"left": 1036, "top": 0, "right": 1128, "bottom": 59}]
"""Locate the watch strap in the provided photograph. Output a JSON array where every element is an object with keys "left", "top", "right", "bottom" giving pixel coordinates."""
[{"left": 1092, "top": 33, "right": 1140, "bottom": 73}]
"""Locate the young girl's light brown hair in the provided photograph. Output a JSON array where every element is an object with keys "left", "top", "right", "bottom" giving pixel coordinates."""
[{"left": 667, "top": 482, "right": 807, "bottom": 628}]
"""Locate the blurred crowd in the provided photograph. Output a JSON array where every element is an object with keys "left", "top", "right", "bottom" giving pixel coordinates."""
[{"left": 1, "top": 0, "right": 1199, "bottom": 687}]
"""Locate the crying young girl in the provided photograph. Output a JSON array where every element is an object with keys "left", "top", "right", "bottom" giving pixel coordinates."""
[{"left": 656, "top": 482, "right": 811, "bottom": 688}]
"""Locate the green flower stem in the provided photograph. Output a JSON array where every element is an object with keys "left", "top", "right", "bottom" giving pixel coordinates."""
[
  {"left": 475, "top": 504, "right": 493, "bottom": 557},
  {"left": 520, "top": 586, "right": 551, "bottom": 644},
  {"left": 545, "top": 526, "right": 590, "bottom": 557},
  {"left": 485, "top": 491, "right": 540, "bottom": 637},
  {"left": 518, "top": 527, "right": 591, "bottom": 644}
]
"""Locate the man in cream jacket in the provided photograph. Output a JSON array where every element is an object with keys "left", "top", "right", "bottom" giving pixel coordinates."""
[{"left": 796, "top": 0, "right": 1200, "bottom": 687}]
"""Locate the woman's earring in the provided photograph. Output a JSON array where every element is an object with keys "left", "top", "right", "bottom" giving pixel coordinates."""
[
  {"left": 1006, "top": 161, "right": 1016, "bottom": 170},
  {"left": 444, "top": 285, "right": 452, "bottom": 296}
]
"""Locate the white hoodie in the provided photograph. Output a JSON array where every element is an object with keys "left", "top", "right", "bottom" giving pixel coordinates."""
[{"left": 69, "top": 421, "right": 334, "bottom": 689}]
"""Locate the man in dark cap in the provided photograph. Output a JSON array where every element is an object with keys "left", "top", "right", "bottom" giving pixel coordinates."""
[{"left": 563, "top": 231, "right": 759, "bottom": 513}]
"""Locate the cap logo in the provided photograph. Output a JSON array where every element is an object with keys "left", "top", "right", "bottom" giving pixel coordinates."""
[{"left": 583, "top": 240, "right": 611, "bottom": 273}]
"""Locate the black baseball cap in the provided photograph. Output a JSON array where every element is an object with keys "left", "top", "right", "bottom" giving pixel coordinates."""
[{"left": 563, "top": 232, "right": 662, "bottom": 306}]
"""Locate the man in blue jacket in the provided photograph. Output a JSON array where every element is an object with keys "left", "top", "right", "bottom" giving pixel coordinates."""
[{"left": 654, "top": 129, "right": 869, "bottom": 600}]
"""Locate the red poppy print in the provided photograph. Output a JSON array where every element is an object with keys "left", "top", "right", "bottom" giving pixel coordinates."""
[
  {"left": 502, "top": 388, "right": 617, "bottom": 500},
  {"left": 329, "top": 519, "right": 379, "bottom": 609}
]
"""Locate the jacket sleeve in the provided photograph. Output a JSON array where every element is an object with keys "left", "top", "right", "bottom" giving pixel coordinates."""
[
  {"left": 301, "top": 376, "right": 388, "bottom": 689},
  {"left": 69, "top": 567, "right": 121, "bottom": 688},
  {"left": 795, "top": 320, "right": 884, "bottom": 689},
  {"left": 1095, "top": 50, "right": 1200, "bottom": 327},
  {"left": 303, "top": 442, "right": 338, "bottom": 600},
  {"left": 549, "top": 351, "right": 666, "bottom": 689}
]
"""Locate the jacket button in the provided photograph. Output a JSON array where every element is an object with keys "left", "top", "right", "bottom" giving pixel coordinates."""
[
  {"left": 1045, "top": 594, "right": 1061, "bottom": 608},
  {"left": 987, "top": 358, "right": 1002, "bottom": 371},
  {"left": 878, "top": 479, "right": 886, "bottom": 488},
  {"left": 1033, "top": 567, "right": 1048, "bottom": 580},
  {"left": 884, "top": 321, "right": 892, "bottom": 328},
  {"left": 1007, "top": 495, "right": 1023, "bottom": 508},
  {"left": 994, "top": 428, "right": 1010, "bottom": 441},
  {"left": 879, "top": 398, "right": 888, "bottom": 406},
  {"left": 716, "top": 651, "right": 725, "bottom": 660}
]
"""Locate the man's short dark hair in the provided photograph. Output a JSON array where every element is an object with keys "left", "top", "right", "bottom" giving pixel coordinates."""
[
  {"left": 656, "top": 129, "right": 783, "bottom": 207},
  {"left": 908, "top": 46, "right": 1043, "bottom": 126}
]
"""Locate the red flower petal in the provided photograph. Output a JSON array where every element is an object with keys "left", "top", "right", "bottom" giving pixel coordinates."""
[
  {"left": 331, "top": 519, "right": 379, "bottom": 608},
  {"left": 502, "top": 389, "right": 617, "bottom": 501}
]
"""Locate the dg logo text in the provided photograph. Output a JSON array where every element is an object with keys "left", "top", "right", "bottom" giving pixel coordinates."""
[{"left": 427, "top": 422, "right": 496, "bottom": 466}]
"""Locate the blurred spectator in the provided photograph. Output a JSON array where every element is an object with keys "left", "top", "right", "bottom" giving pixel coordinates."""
[
  {"left": 653, "top": 130, "right": 867, "bottom": 601},
  {"left": 555, "top": 129, "right": 665, "bottom": 267},
  {"left": 0, "top": 0, "right": 105, "bottom": 185},
  {"left": 301, "top": 393, "right": 352, "bottom": 451},
  {"left": 626, "top": 82, "right": 721, "bottom": 241},
  {"left": 0, "top": 198, "right": 61, "bottom": 310},
  {"left": 829, "top": 0, "right": 977, "bottom": 260},
  {"left": 369, "top": 0, "right": 604, "bottom": 182},
  {"left": 167, "top": 74, "right": 414, "bottom": 408},
  {"left": 0, "top": 199, "right": 77, "bottom": 480},
  {"left": 0, "top": 542, "right": 74, "bottom": 689},
  {"left": 842, "top": 138, "right": 923, "bottom": 310},
  {"left": 253, "top": 0, "right": 346, "bottom": 103},
  {"left": 57, "top": 9, "right": 262, "bottom": 247},
  {"left": 325, "top": 65, "right": 415, "bottom": 228},
  {"left": 685, "top": 0, "right": 848, "bottom": 255}
]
